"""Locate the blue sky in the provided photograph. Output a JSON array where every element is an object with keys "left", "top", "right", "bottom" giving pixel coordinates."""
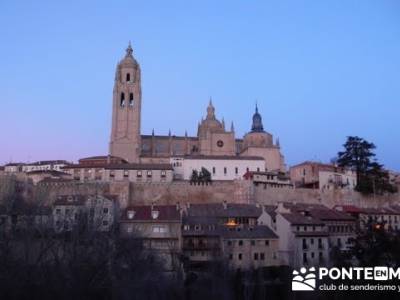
[{"left": 1, "top": 0, "right": 399, "bottom": 170}]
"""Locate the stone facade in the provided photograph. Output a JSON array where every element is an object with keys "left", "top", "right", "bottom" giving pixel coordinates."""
[
  {"left": 109, "top": 43, "right": 142, "bottom": 163},
  {"left": 171, "top": 155, "right": 265, "bottom": 181}
]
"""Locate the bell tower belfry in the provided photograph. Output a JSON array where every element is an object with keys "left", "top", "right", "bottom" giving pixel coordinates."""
[{"left": 109, "top": 42, "right": 142, "bottom": 162}]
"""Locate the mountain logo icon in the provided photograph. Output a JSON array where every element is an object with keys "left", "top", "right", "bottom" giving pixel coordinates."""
[{"left": 292, "top": 267, "right": 316, "bottom": 291}]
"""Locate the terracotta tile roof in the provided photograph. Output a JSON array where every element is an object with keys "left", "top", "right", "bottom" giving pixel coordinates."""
[
  {"left": 121, "top": 205, "right": 181, "bottom": 221},
  {"left": 333, "top": 205, "right": 364, "bottom": 214},
  {"left": 26, "top": 160, "right": 69, "bottom": 166},
  {"left": 26, "top": 170, "right": 71, "bottom": 176},
  {"left": 173, "top": 155, "right": 264, "bottom": 161},
  {"left": 63, "top": 163, "right": 173, "bottom": 170},
  {"left": 105, "top": 163, "right": 173, "bottom": 170}
]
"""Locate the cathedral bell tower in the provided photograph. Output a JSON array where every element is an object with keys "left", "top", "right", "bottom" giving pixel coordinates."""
[{"left": 109, "top": 43, "right": 142, "bottom": 163}]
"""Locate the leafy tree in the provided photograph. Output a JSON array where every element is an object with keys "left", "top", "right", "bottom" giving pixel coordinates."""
[
  {"left": 337, "top": 136, "right": 396, "bottom": 194},
  {"left": 190, "top": 170, "right": 199, "bottom": 184},
  {"left": 200, "top": 167, "right": 212, "bottom": 183}
]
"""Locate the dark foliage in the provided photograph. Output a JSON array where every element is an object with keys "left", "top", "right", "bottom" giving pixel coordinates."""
[{"left": 337, "top": 136, "right": 397, "bottom": 194}]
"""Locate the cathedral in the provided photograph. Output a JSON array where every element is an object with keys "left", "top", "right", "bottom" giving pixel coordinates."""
[{"left": 109, "top": 43, "right": 286, "bottom": 172}]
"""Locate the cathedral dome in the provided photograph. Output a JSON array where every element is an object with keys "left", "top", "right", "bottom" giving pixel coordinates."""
[{"left": 197, "top": 99, "right": 225, "bottom": 137}]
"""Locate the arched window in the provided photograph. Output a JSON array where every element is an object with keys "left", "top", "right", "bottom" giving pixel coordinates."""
[
  {"left": 126, "top": 73, "right": 130, "bottom": 82},
  {"left": 129, "top": 93, "right": 134, "bottom": 106},
  {"left": 120, "top": 92, "right": 125, "bottom": 107}
]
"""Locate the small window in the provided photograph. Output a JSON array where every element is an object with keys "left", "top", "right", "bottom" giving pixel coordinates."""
[
  {"left": 229, "top": 254, "right": 233, "bottom": 260},
  {"left": 109, "top": 171, "right": 115, "bottom": 178},
  {"left": 265, "top": 240, "right": 269, "bottom": 246},
  {"left": 129, "top": 93, "right": 134, "bottom": 106},
  {"left": 224, "top": 167, "right": 227, "bottom": 175},
  {"left": 123, "top": 170, "right": 129, "bottom": 178},
  {"left": 102, "top": 220, "right": 109, "bottom": 226},
  {"left": 126, "top": 73, "right": 131, "bottom": 82},
  {"left": 260, "top": 253, "right": 265, "bottom": 260},
  {"left": 147, "top": 170, "right": 152, "bottom": 178},
  {"left": 238, "top": 253, "right": 242, "bottom": 260},
  {"left": 212, "top": 167, "right": 216, "bottom": 174},
  {"left": 161, "top": 170, "right": 166, "bottom": 178},
  {"left": 238, "top": 240, "right": 243, "bottom": 246},
  {"left": 251, "top": 240, "right": 255, "bottom": 246},
  {"left": 254, "top": 253, "right": 258, "bottom": 260},
  {"left": 137, "top": 171, "right": 142, "bottom": 178},
  {"left": 120, "top": 93, "right": 125, "bottom": 107},
  {"left": 103, "top": 208, "right": 109, "bottom": 214},
  {"left": 235, "top": 167, "right": 238, "bottom": 174}
]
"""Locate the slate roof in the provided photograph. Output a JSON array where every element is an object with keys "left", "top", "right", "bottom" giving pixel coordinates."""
[
  {"left": 187, "top": 203, "right": 262, "bottom": 218},
  {"left": 121, "top": 205, "right": 181, "bottom": 222},
  {"left": 221, "top": 225, "right": 278, "bottom": 239},
  {"left": 280, "top": 212, "right": 325, "bottom": 226},
  {"left": 54, "top": 195, "right": 86, "bottom": 206}
]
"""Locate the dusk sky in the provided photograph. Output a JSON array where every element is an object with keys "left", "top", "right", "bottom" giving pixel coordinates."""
[{"left": 1, "top": 1, "right": 399, "bottom": 170}]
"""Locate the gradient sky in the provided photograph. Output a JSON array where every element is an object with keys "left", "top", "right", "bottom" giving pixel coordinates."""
[{"left": 1, "top": 1, "right": 399, "bottom": 170}]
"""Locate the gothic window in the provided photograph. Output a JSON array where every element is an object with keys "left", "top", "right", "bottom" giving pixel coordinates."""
[
  {"left": 126, "top": 73, "right": 130, "bottom": 82},
  {"left": 120, "top": 93, "right": 125, "bottom": 107},
  {"left": 129, "top": 93, "right": 134, "bottom": 107}
]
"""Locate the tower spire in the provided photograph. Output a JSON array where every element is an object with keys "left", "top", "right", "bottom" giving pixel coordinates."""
[
  {"left": 126, "top": 41, "right": 133, "bottom": 57},
  {"left": 231, "top": 121, "right": 235, "bottom": 132},
  {"left": 206, "top": 97, "right": 216, "bottom": 120}
]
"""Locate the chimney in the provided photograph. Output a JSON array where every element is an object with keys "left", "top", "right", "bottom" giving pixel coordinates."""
[
  {"left": 277, "top": 202, "right": 290, "bottom": 214},
  {"left": 223, "top": 200, "right": 227, "bottom": 210},
  {"left": 127, "top": 210, "right": 135, "bottom": 219}
]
